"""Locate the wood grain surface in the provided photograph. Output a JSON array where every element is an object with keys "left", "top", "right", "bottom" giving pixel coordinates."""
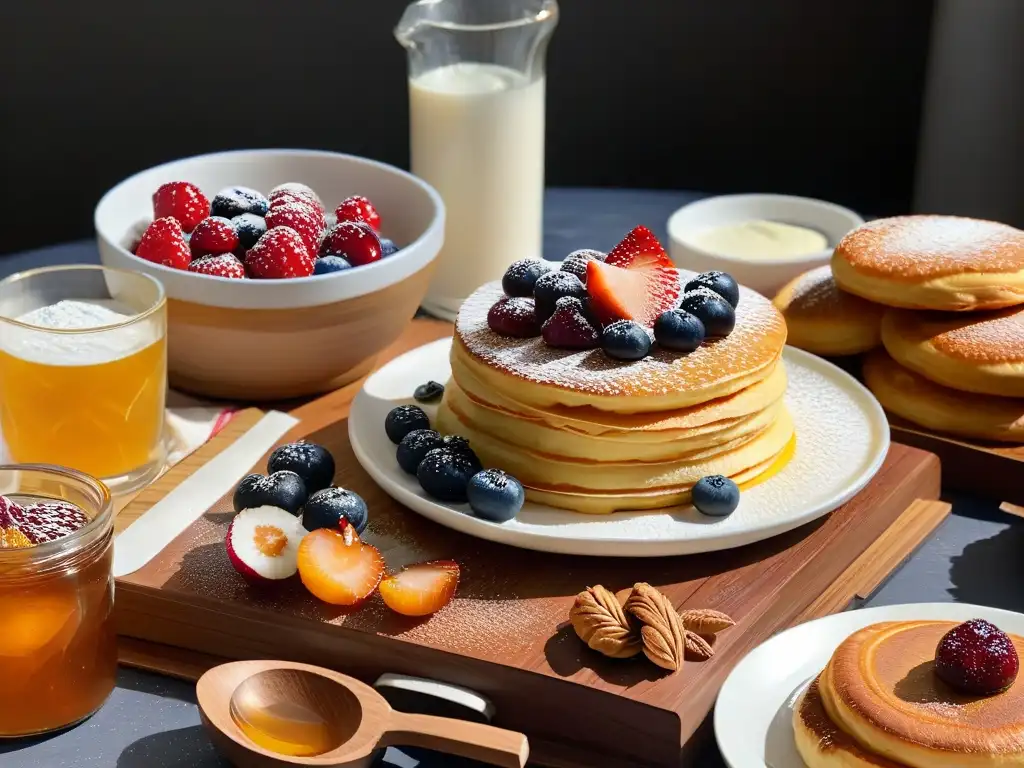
[{"left": 114, "top": 318, "right": 944, "bottom": 767}]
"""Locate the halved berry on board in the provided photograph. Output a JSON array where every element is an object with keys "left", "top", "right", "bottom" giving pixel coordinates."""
[
  {"left": 211, "top": 186, "right": 269, "bottom": 219},
  {"left": 190, "top": 216, "right": 240, "bottom": 257},
  {"left": 226, "top": 506, "right": 307, "bottom": 584},
  {"left": 152, "top": 181, "right": 209, "bottom": 233},
  {"left": 605, "top": 225, "right": 674, "bottom": 270},
  {"left": 188, "top": 254, "right": 246, "bottom": 279},
  {"left": 379, "top": 560, "right": 460, "bottom": 617},
  {"left": 297, "top": 526, "right": 385, "bottom": 606},
  {"left": 334, "top": 195, "right": 381, "bottom": 233},
  {"left": 320, "top": 222, "right": 382, "bottom": 267},
  {"left": 245, "top": 227, "right": 315, "bottom": 279},
  {"left": 135, "top": 217, "right": 192, "bottom": 270},
  {"left": 586, "top": 260, "right": 681, "bottom": 328}
]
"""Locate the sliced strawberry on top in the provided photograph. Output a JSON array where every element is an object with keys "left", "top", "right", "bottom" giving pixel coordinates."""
[
  {"left": 587, "top": 259, "right": 681, "bottom": 328},
  {"left": 297, "top": 526, "right": 384, "bottom": 606},
  {"left": 379, "top": 560, "right": 460, "bottom": 617},
  {"left": 605, "top": 225, "right": 674, "bottom": 270}
]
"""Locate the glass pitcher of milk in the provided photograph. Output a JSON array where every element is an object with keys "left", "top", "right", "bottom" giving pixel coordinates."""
[{"left": 396, "top": 0, "right": 558, "bottom": 322}]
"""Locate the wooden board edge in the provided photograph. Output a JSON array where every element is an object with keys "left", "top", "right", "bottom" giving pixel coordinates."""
[{"left": 794, "top": 498, "right": 951, "bottom": 623}]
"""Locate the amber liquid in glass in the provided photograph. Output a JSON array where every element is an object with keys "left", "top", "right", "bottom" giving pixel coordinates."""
[{"left": 0, "top": 536, "right": 116, "bottom": 736}]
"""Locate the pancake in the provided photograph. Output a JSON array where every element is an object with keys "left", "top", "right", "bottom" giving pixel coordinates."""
[
  {"left": 881, "top": 305, "right": 1024, "bottom": 397},
  {"left": 794, "top": 676, "right": 903, "bottom": 768},
  {"left": 450, "top": 349, "right": 789, "bottom": 437},
  {"left": 863, "top": 349, "right": 1024, "bottom": 443},
  {"left": 437, "top": 401, "right": 794, "bottom": 502},
  {"left": 455, "top": 280, "right": 787, "bottom": 413},
  {"left": 773, "top": 266, "right": 885, "bottom": 356},
  {"left": 819, "top": 621, "right": 1024, "bottom": 768},
  {"left": 832, "top": 215, "right": 1024, "bottom": 311},
  {"left": 445, "top": 378, "right": 786, "bottom": 462}
]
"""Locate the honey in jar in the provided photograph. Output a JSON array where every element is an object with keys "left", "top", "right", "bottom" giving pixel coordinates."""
[{"left": 0, "top": 465, "right": 117, "bottom": 737}]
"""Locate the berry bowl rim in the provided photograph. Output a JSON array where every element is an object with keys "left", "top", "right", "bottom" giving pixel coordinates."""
[{"left": 94, "top": 148, "right": 445, "bottom": 310}]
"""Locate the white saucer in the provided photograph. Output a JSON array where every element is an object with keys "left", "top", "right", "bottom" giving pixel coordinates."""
[
  {"left": 348, "top": 338, "right": 889, "bottom": 557},
  {"left": 715, "top": 602, "right": 1024, "bottom": 768}
]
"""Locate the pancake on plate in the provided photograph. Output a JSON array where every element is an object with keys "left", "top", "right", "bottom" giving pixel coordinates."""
[
  {"left": 773, "top": 265, "right": 885, "bottom": 356},
  {"left": 832, "top": 215, "right": 1024, "bottom": 311},
  {"left": 881, "top": 305, "right": 1024, "bottom": 398}
]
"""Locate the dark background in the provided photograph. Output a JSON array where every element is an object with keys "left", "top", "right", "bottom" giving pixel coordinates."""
[{"left": 2, "top": 0, "right": 934, "bottom": 256}]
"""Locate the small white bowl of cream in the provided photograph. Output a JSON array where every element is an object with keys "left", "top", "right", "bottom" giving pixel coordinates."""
[{"left": 667, "top": 194, "right": 864, "bottom": 297}]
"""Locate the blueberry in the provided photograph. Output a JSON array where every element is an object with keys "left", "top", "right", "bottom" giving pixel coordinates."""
[
  {"left": 211, "top": 186, "right": 269, "bottom": 219},
  {"left": 396, "top": 429, "right": 444, "bottom": 474},
  {"left": 654, "top": 309, "right": 706, "bottom": 352},
  {"left": 231, "top": 213, "right": 267, "bottom": 250},
  {"left": 601, "top": 320, "right": 651, "bottom": 361},
  {"left": 379, "top": 238, "right": 399, "bottom": 257},
  {"left": 413, "top": 381, "right": 445, "bottom": 403},
  {"left": 301, "top": 487, "right": 368, "bottom": 534},
  {"left": 560, "top": 249, "right": 606, "bottom": 283},
  {"left": 232, "top": 471, "right": 307, "bottom": 515},
  {"left": 314, "top": 255, "right": 352, "bottom": 275},
  {"left": 685, "top": 271, "right": 740, "bottom": 309},
  {"left": 385, "top": 405, "right": 429, "bottom": 444},
  {"left": 692, "top": 474, "right": 740, "bottom": 517},
  {"left": 678, "top": 289, "right": 736, "bottom": 337},
  {"left": 502, "top": 259, "right": 552, "bottom": 298},
  {"left": 466, "top": 469, "right": 525, "bottom": 522},
  {"left": 533, "top": 271, "right": 586, "bottom": 323},
  {"left": 417, "top": 448, "right": 479, "bottom": 503},
  {"left": 267, "top": 442, "right": 335, "bottom": 493},
  {"left": 441, "top": 435, "right": 482, "bottom": 473}
]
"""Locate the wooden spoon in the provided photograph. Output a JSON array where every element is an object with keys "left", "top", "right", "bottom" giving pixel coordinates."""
[{"left": 197, "top": 660, "right": 529, "bottom": 768}]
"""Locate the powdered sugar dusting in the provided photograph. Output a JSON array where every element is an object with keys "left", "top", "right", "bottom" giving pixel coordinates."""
[
  {"left": 927, "top": 306, "right": 1024, "bottom": 364},
  {"left": 783, "top": 265, "right": 880, "bottom": 315},
  {"left": 458, "top": 279, "right": 786, "bottom": 398},
  {"left": 837, "top": 215, "right": 1024, "bottom": 279}
]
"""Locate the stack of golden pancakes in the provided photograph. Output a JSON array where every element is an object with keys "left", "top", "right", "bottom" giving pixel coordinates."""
[
  {"left": 773, "top": 215, "right": 1024, "bottom": 443},
  {"left": 436, "top": 280, "right": 793, "bottom": 514},
  {"left": 795, "top": 620, "right": 1024, "bottom": 768}
]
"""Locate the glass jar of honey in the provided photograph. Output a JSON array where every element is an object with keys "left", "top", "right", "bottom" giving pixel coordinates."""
[{"left": 0, "top": 464, "right": 117, "bottom": 737}]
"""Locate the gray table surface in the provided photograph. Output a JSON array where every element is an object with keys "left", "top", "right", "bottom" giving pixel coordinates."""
[{"left": 0, "top": 189, "right": 1015, "bottom": 768}]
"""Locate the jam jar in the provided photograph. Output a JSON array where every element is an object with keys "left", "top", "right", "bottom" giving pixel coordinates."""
[{"left": 0, "top": 464, "right": 116, "bottom": 737}]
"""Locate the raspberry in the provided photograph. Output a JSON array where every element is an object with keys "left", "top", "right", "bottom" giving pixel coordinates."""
[
  {"left": 334, "top": 195, "right": 381, "bottom": 233},
  {"left": 265, "top": 203, "right": 324, "bottom": 256},
  {"left": 189, "top": 216, "right": 240, "bottom": 258},
  {"left": 135, "top": 217, "right": 192, "bottom": 269},
  {"left": 244, "top": 227, "right": 315, "bottom": 279},
  {"left": 152, "top": 181, "right": 209, "bottom": 233},
  {"left": 188, "top": 254, "right": 246, "bottom": 279}
]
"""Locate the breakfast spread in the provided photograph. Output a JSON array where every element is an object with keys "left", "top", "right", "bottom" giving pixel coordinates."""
[
  {"left": 225, "top": 440, "right": 459, "bottom": 617},
  {"left": 430, "top": 225, "right": 793, "bottom": 514},
  {"left": 569, "top": 583, "right": 735, "bottom": 672},
  {"left": 831, "top": 214, "right": 1024, "bottom": 311},
  {"left": 794, "top": 618, "right": 1024, "bottom": 768},
  {"left": 772, "top": 265, "right": 885, "bottom": 356},
  {"left": 134, "top": 180, "right": 400, "bottom": 279},
  {"left": 688, "top": 220, "right": 829, "bottom": 260}
]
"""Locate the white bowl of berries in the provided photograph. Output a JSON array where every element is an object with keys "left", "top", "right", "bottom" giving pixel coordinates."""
[{"left": 95, "top": 149, "right": 444, "bottom": 400}]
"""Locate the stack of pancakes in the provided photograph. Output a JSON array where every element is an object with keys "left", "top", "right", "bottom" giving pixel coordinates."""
[
  {"left": 795, "top": 620, "right": 1024, "bottom": 768},
  {"left": 773, "top": 215, "right": 1024, "bottom": 443},
  {"left": 436, "top": 280, "right": 793, "bottom": 514}
]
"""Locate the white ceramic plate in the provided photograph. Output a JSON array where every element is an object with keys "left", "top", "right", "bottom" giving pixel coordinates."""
[
  {"left": 349, "top": 339, "right": 889, "bottom": 557},
  {"left": 715, "top": 603, "right": 1024, "bottom": 768}
]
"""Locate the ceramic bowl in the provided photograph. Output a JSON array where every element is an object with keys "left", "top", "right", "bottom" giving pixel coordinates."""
[
  {"left": 667, "top": 194, "right": 864, "bottom": 297},
  {"left": 95, "top": 149, "right": 444, "bottom": 400}
]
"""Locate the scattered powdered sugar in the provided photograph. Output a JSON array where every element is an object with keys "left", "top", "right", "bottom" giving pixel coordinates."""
[
  {"left": 926, "top": 306, "right": 1024, "bottom": 364},
  {"left": 458, "top": 279, "right": 786, "bottom": 398},
  {"left": 0, "top": 299, "right": 158, "bottom": 365},
  {"left": 837, "top": 215, "right": 1024, "bottom": 278}
]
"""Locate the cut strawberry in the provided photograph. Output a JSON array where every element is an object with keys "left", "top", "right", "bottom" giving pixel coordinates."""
[
  {"left": 379, "top": 560, "right": 460, "bottom": 617},
  {"left": 587, "top": 260, "right": 681, "bottom": 328},
  {"left": 605, "top": 225, "right": 674, "bottom": 270},
  {"left": 297, "top": 526, "right": 384, "bottom": 606}
]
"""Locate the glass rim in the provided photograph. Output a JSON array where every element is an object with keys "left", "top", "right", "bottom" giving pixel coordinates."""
[
  {"left": 404, "top": 0, "right": 557, "bottom": 33},
  {"left": 0, "top": 264, "right": 166, "bottom": 335},
  {"left": 0, "top": 463, "right": 113, "bottom": 564}
]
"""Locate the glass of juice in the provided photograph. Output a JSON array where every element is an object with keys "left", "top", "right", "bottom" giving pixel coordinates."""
[
  {"left": 0, "top": 265, "right": 167, "bottom": 495},
  {"left": 0, "top": 464, "right": 116, "bottom": 736}
]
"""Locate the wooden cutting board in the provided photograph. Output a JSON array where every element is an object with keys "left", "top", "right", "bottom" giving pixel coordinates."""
[{"left": 113, "top": 320, "right": 948, "bottom": 768}]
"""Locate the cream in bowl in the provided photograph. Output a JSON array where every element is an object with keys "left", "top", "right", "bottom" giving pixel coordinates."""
[{"left": 668, "top": 194, "right": 864, "bottom": 297}]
